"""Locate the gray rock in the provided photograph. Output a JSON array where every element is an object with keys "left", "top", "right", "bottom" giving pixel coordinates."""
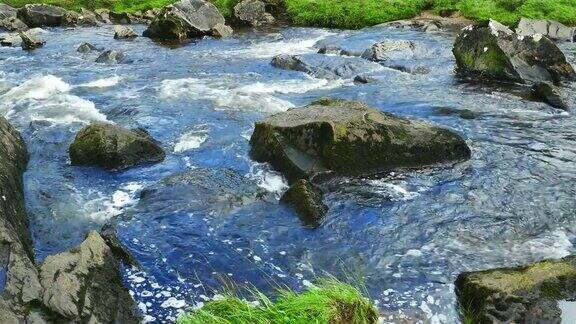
[
  {"left": 95, "top": 49, "right": 126, "bottom": 63},
  {"left": 453, "top": 19, "right": 576, "bottom": 84},
  {"left": 233, "top": 0, "right": 275, "bottom": 27},
  {"left": 69, "top": 123, "right": 165, "bottom": 170},
  {"left": 0, "top": 117, "right": 43, "bottom": 322},
  {"left": 109, "top": 11, "right": 131, "bottom": 25},
  {"left": 516, "top": 18, "right": 576, "bottom": 42},
  {"left": 0, "top": 16, "right": 28, "bottom": 32},
  {"left": 77, "top": 42, "right": 99, "bottom": 53},
  {"left": 0, "top": 32, "right": 22, "bottom": 47},
  {"left": 353, "top": 74, "right": 376, "bottom": 84},
  {"left": 39, "top": 231, "right": 140, "bottom": 323},
  {"left": 211, "top": 23, "right": 233, "bottom": 38},
  {"left": 456, "top": 256, "right": 576, "bottom": 323},
  {"left": 114, "top": 25, "right": 137, "bottom": 39},
  {"left": 143, "top": 0, "right": 230, "bottom": 42},
  {"left": 94, "top": 8, "right": 111, "bottom": 24},
  {"left": 271, "top": 54, "right": 381, "bottom": 80},
  {"left": 62, "top": 8, "right": 100, "bottom": 27},
  {"left": 17, "top": 4, "right": 66, "bottom": 27},
  {"left": 250, "top": 98, "right": 471, "bottom": 182},
  {"left": 361, "top": 40, "right": 417, "bottom": 62},
  {"left": 532, "top": 82, "right": 568, "bottom": 110},
  {"left": 19, "top": 30, "right": 45, "bottom": 50},
  {"left": 0, "top": 3, "right": 16, "bottom": 20},
  {"left": 280, "top": 179, "right": 328, "bottom": 228}
]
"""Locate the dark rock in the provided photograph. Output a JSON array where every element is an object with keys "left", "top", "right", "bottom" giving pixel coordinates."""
[
  {"left": 353, "top": 74, "right": 376, "bottom": 84},
  {"left": 516, "top": 18, "right": 576, "bottom": 42},
  {"left": 109, "top": 11, "right": 131, "bottom": 25},
  {"left": 143, "top": 0, "right": 230, "bottom": 42},
  {"left": 280, "top": 179, "right": 328, "bottom": 228},
  {"left": 388, "top": 65, "right": 430, "bottom": 75},
  {"left": 77, "top": 42, "right": 99, "bottom": 53},
  {"left": 361, "top": 40, "right": 417, "bottom": 62},
  {"left": 100, "top": 224, "right": 140, "bottom": 268},
  {"left": 39, "top": 231, "right": 140, "bottom": 323},
  {"left": 17, "top": 4, "right": 66, "bottom": 27},
  {"left": 62, "top": 10, "right": 80, "bottom": 26},
  {"left": 271, "top": 54, "right": 381, "bottom": 80},
  {"left": 211, "top": 23, "right": 233, "bottom": 38},
  {"left": 453, "top": 19, "right": 576, "bottom": 84},
  {"left": 317, "top": 45, "right": 362, "bottom": 57},
  {"left": 114, "top": 25, "right": 137, "bottom": 39},
  {"left": 95, "top": 49, "right": 126, "bottom": 63},
  {"left": 0, "top": 4, "right": 16, "bottom": 20},
  {"left": 0, "top": 16, "right": 28, "bottom": 32},
  {"left": 250, "top": 98, "right": 471, "bottom": 182},
  {"left": 532, "top": 82, "right": 568, "bottom": 110},
  {"left": 62, "top": 8, "right": 100, "bottom": 27},
  {"left": 19, "top": 30, "right": 44, "bottom": 50},
  {"left": 233, "top": 0, "right": 275, "bottom": 27},
  {"left": 0, "top": 117, "right": 43, "bottom": 322},
  {"left": 456, "top": 256, "right": 576, "bottom": 323},
  {"left": 69, "top": 123, "right": 165, "bottom": 170}
]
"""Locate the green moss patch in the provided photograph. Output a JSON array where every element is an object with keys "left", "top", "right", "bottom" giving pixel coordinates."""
[{"left": 177, "top": 278, "right": 378, "bottom": 324}]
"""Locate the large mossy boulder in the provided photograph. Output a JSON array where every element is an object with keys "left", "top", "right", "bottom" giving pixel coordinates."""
[
  {"left": 456, "top": 256, "right": 576, "bottom": 323},
  {"left": 280, "top": 179, "right": 328, "bottom": 228},
  {"left": 39, "top": 231, "right": 140, "bottom": 323},
  {"left": 453, "top": 19, "right": 575, "bottom": 84},
  {"left": 143, "top": 0, "right": 231, "bottom": 42},
  {"left": 250, "top": 98, "right": 471, "bottom": 182},
  {"left": 69, "top": 123, "right": 165, "bottom": 170},
  {"left": 17, "top": 4, "right": 66, "bottom": 27}
]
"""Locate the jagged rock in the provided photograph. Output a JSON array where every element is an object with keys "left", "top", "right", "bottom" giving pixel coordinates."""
[
  {"left": 532, "top": 82, "right": 568, "bottom": 110},
  {"left": 361, "top": 40, "right": 417, "bottom": 62},
  {"left": 456, "top": 256, "right": 576, "bottom": 323},
  {"left": 271, "top": 54, "right": 381, "bottom": 80},
  {"left": 453, "top": 20, "right": 576, "bottom": 84},
  {"left": 95, "top": 49, "right": 126, "bottom": 63},
  {"left": 114, "top": 25, "right": 137, "bottom": 39},
  {"left": 69, "top": 123, "right": 165, "bottom": 170},
  {"left": 39, "top": 231, "right": 140, "bottom": 323},
  {"left": 77, "top": 42, "right": 99, "bottom": 53},
  {"left": 94, "top": 8, "right": 111, "bottom": 24},
  {"left": 143, "top": 0, "right": 230, "bottom": 42},
  {"left": 280, "top": 179, "right": 328, "bottom": 228},
  {"left": 0, "top": 3, "right": 16, "bottom": 20},
  {"left": 250, "top": 98, "right": 471, "bottom": 182},
  {"left": 0, "top": 117, "right": 43, "bottom": 322},
  {"left": 109, "top": 11, "right": 131, "bottom": 25},
  {"left": 17, "top": 4, "right": 66, "bottom": 27},
  {"left": 233, "top": 0, "right": 275, "bottom": 27},
  {"left": 19, "top": 29, "right": 44, "bottom": 50},
  {"left": 516, "top": 18, "right": 576, "bottom": 42},
  {"left": 211, "top": 23, "right": 233, "bottom": 38},
  {"left": 0, "top": 16, "right": 28, "bottom": 32}
]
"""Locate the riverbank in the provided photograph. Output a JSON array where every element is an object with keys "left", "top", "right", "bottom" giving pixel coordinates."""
[{"left": 3, "top": 0, "right": 576, "bottom": 28}]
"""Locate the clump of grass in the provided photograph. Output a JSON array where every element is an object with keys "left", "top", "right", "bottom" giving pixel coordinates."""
[{"left": 177, "top": 278, "right": 379, "bottom": 324}]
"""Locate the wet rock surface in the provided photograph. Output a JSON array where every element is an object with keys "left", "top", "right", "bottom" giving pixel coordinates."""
[
  {"left": 280, "top": 179, "right": 328, "bottom": 228},
  {"left": 114, "top": 25, "right": 138, "bottom": 39},
  {"left": 250, "top": 98, "right": 471, "bottom": 182},
  {"left": 17, "top": 4, "right": 66, "bottom": 28},
  {"left": 19, "top": 29, "right": 44, "bottom": 50},
  {"left": 95, "top": 49, "right": 126, "bottom": 63},
  {"left": 271, "top": 54, "right": 381, "bottom": 79},
  {"left": 69, "top": 123, "right": 165, "bottom": 170},
  {"left": 532, "top": 82, "right": 569, "bottom": 110}
]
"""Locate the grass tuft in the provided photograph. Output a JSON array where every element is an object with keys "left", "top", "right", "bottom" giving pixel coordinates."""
[{"left": 177, "top": 278, "right": 379, "bottom": 324}]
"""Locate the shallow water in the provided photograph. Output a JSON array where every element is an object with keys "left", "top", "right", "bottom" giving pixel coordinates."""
[{"left": 1, "top": 24, "right": 576, "bottom": 323}]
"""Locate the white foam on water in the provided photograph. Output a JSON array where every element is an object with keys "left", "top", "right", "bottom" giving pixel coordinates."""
[
  {"left": 235, "top": 76, "right": 348, "bottom": 94},
  {"left": 0, "top": 75, "right": 107, "bottom": 124},
  {"left": 246, "top": 161, "right": 288, "bottom": 195},
  {"left": 85, "top": 182, "right": 143, "bottom": 221},
  {"left": 228, "top": 30, "right": 336, "bottom": 58},
  {"left": 174, "top": 132, "right": 208, "bottom": 153},
  {"left": 77, "top": 75, "right": 121, "bottom": 88},
  {"left": 366, "top": 179, "right": 420, "bottom": 201}
]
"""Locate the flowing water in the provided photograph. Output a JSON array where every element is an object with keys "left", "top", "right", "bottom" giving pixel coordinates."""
[{"left": 1, "top": 24, "right": 576, "bottom": 323}]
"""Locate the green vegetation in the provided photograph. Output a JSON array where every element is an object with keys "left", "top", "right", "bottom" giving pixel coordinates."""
[
  {"left": 177, "top": 278, "right": 378, "bottom": 324},
  {"left": 2, "top": 0, "right": 576, "bottom": 28}
]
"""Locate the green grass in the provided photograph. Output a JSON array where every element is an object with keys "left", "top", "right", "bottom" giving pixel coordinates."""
[{"left": 177, "top": 278, "right": 379, "bottom": 324}]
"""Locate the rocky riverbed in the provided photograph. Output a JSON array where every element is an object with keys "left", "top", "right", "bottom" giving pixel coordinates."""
[{"left": 1, "top": 1, "right": 576, "bottom": 323}]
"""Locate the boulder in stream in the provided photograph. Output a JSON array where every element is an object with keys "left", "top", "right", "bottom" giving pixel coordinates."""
[
  {"left": 271, "top": 54, "right": 381, "bottom": 80},
  {"left": 456, "top": 256, "right": 576, "bottom": 323},
  {"left": 361, "top": 40, "right": 417, "bottom": 62},
  {"left": 109, "top": 11, "right": 132, "bottom": 25},
  {"left": 532, "top": 82, "right": 568, "bottom": 110},
  {"left": 17, "top": 4, "right": 66, "bottom": 27},
  {"left": 19, "top": 29, "right": 44, "bottom": 50},
  {"left": 233, "top": 0, "right": 275, "bottom": 27},
  {"left": 250, "top": 98, "right": 471, "bottom": 182},
  {"left": 0, "top": 16, "right": 27, "bottom": 32},
  {"left": 143, "top": 0, "right": 231, "bottom": 42},
  {"left": 516, "top": 18, "right": 576, "bottom": 42},
  {"left": 280, "top": 179, "right": 328, "bottom": 228},
  {"left": 69, "top": 123, "right": 166, "bottom": 170},
  {"left": 211, "top": 23, "right": 233, "bottom": 38},
  {"left": 77, "top": 42, "right": 100, "bottom": 53},
  {"left": 453, "top": 20, "right": 576, "bottom": 84},
  {"left": 95, "top": 49, "right": 126, "bottom": 63},
  {"left": 39, "top": 231, "right": 140, "bottom": 323},
  {"left": 114, "top": 25, "right": 137, "bottom": 39}
]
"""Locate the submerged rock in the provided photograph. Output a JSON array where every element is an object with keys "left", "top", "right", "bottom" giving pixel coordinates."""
[
  {"left": 250, "top": 98, "right": 471, "bottom": 182},
  {"left": 19, "top": 29, "right": 44, "bottom": 50},
  {"left": 77, "top": 42, "right": 99, "bottom": 53},
  {"left": 280, "top": 179, "right": 328, "bottom": 228},
  {"left": 114, "top": 25, "right": 137, "bottom": 39},
  {"left": 271, "top": 54, "right": 380, "bottom": 80},
  {"left": 453, "top": 20, "right": 576, "bottom": 84},
  {"left": 532, "top": 82, "right": 568, "bottom": 110},
  {"left": 516, "top": 18, "right": 576, "bottom": 42},
  {"left": 234, "top": 0, "right": 275, "bottom": 27},
  {"left": 0, "top": 16, "right": 28, "bottom": 32},
  {"left": 456, "top": 256, "right": 576, "bottom": 323},
  {"left": 143, "top": 0, "right": 230, "bottom": 42},
  {"left": 62, "top": 8, "right": 100, "bottom": 27},
  {"left": 95, "top": 49, "right": 126, "bottom": 63},
  {"left": 361, "top": 40, "right": 417, "bottom": 62},
  {"left": 17, "top": 4, "right": 66, "bottom": 27},
  {"left": 211, "top": 23, "right": 233, "bottom": 38},
  {"left": 69, "top": 123, "right": 165, "bottom": 170},
  {"left": 39, "top": 231, "right": 140, "bottom": 323}
]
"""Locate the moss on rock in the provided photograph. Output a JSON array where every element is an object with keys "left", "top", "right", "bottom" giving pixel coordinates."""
[{"left": 280, "top": 179, "right": 328, "bottom": 227}]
